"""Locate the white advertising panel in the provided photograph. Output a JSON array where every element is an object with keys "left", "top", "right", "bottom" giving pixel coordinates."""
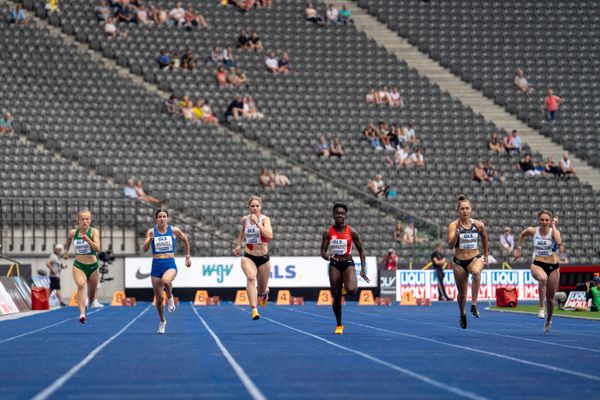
[{"left": 125, "top": 257, "right": 377, "bottom": 288}]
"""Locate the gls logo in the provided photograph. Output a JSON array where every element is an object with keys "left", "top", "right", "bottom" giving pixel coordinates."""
[
  {"left": 270, "top": 265, "right": 296, "bottom": 279},
  {"left": 202, "top": 264, "right": 233, "bottom": 283}
]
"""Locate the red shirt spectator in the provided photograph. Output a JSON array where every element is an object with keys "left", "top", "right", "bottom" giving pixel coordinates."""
[{"left": 384, "top": 250, "right": 398, "bottom": 270}]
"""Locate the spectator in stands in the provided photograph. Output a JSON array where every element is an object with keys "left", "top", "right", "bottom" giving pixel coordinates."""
[
  {"left": 249, "top": 31, "right": 263, "bottom": 50},
  {"left": 499, "top": 227, "right": 514, "bottom": 261},
  {"left": 201, "top": 100, "right": 218, "bottom": 124},
  {"left": 265, "top": 51, "right": 279, "bottom": 73},
  {"left": 168, "top": 2, "right": 186, "bottom": 26},
  {"left": 362, "top": 123, "right": 382, "bottom": 150},
  {"left": 339, "top": 4, "right": 354, "bottom": 24},
  {"left": 154, "top": 5, "right": 167, "bottom": 25},
  {"left": 544, "top": 156, "right": 560, "bottom": 177},
  {"left": 192, "top": 99, "right": 204, "bottom": 122},
  {"left": 235, "top": 0, "right": 256, "bottom": 13},
  {"left": 514, "top": 68, "right": 533, "bottom": 94},
  {"left": 104, "top": 17, "right": 127, "bottom": 39},
  {"left": 389, "top": 143, "right": 411, "bottom": 167},
  {"left": 578, "top": 276, "right": 600, "bottom": 312},
  {"left": 157, "top": 49, "right": 170, "bottom": 70},
  {"left": 216, "top": 66, "right": 228, "bottom": 87},
  {"left": 305, "top": 2, "right": 325, "bottom": 26},
  {"left": 95, "top": 0, "right": 111, "bottom": 22},
  {"left": 135, "top": 180, "right": 161, "bottom": 204},
  {"left": 124, "top": 179, "right": 137, "bottom": 199},
  {"left": 314, "top": 135, "right": 330, "bottom": 157},
  {"left": 116, "top": 3, "right": 136, "bottom": 24},
  {"left": 46, "top": 244, "right": 66, "bottom": 307},
  {"left": 259, "top": 0, "right": 272, "bottom": 8},
  {"left": 559, "top": 153, "right": 576, "bottom": 177},
  {"left": 238, "top": 30, "right": 251, "bottom": 49},
  {"left": 365, "top": 89, "right": 378, "bottom": 104},
  {"left": 473, "top": 161, "right": 489, "bottom": 183},
  {"left": 225, "top": 95, "right": 244, "bottom": 121},
  {"left": 378, "top": 86, "right": 391, "bottom": 105},
  {"left": 485, "top": 159, "right": 505, "bottom": 184},
  {"left": 330, "top": 137, "right": 344, "bottom": 158},
  {"left": 229, "top": 67, "right": 248, "bottom": 86},
  {"left": 404, "top": 123, "right": 418, "bottom": 146},
  {"left": 503, "top": 129, "right": 521, "bottom": 154},
  {"left": 278, "top": 53, "right": 291, "bottom": 73},
  {"left": 393, "top": 222, "right": 406, "bottom": 244},
  {"left": 431, "top": 242, "right": 451, "bottom": 301},
  {"left": 326, "top": 3, "right": 339, "bottom": 25},
  {"left": 223, "top": 47, "right": 236, "bottom": 68},
  {"left": 409, "top": 148, "right": 425, "bottom": 167},
  {"left": 45, "top": 0, "right": 60, "bottom": 14},
  {"left": 184, "top": 6, "right": 207, "bottom": 29},
  {"left": 164, "top": 95, "right": 179, "bottom": 114},
  {"left": 543, "top": 88, "right": 562, "bottom": 122},
  {"left": 403, "top": 218, "right": 427, "bottom": 244},
  {"left": 8, "top": 4, "right": 28, "bottom": 25},
  {"left": 0, "top": 112, "right": 14, "bottom": 134},
  {"left": 170, "top": 51, "right": 181, "bottom": 70},
  {"left": 488, "top": 131, "right": 503, "bottom": 153},
  {"left": 181, "top": 49, "right": 197, "bottom": 70},
  {"left": 208, "top": 46, "right": 223, "bottom": 65},
  {"left": 242, "top": 96, "right": 263, "bottom": 119},
  {"left": 389, "top": 86, "right": 402, "bottom": 107},
  {"left": 259, "top": 167, "right": 275, "bottom": 190},
  {"left": 377, "top": 121, "right": 393, "bottom": 150},
  {"left": 136, "top": 5, "right": 152, "bottom": 26},
  {"left": 517, "top": 153, "right": 541, "bottom": 176},
  {"left": 383, "top": 249, "right": 398, "bottom": 271},
  {"left": 179, "top": 95, "right": 194, "bottom": 120},
  {"left": 368, "top": 174, "right": 388, "bottom": 198},
  {"left": 274, "top": 169, "right": 291, "bottom": 187}
]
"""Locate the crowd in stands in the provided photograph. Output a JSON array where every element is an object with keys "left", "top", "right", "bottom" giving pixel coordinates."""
[
  {"left": 515, "top": 152, "right": 575, "bottom": 178},
  {"left": 216, "top": 66, "right": 247, "bottom": 87},
  {"left": 157, "top": 48, "right": 198, "bottom": 70},
  {"left": 237, "top": 30, "right": 263, "bottom": 50},
  {"left": 0, "top": 112, "right": 14, "bottom": 134},
  {"left": 363, "top": 121, "right": 418, "bottom": 151},
  {"left": 163, "top": 95, "right": 218, "bottom": 124},
  {"left": 365, "top": 86, "right": 403, "bottom": 107},
  {"left": 7, "top": 4, "right": 29, "bottom": 25},
  {"left": 305, "top": 2, "right": 354, "bottom": 26},
  {"left": 224, "top": 95, "right": 263, "bottom": 121},
  {"left": 96, "top": 1, "right": 207, "bottom": 28},
  {"left": 473, "top": 160, "right": 505, "bottom": 185},
  {"left": 123, "top": 179, "right": 161, "bottom": 204},
  {"left": 259, "top": 167, "right": 290, "bottom": 190},
  {"left": 223, "top": 0, "right": 272, "bottom": 13},
  {"left": 265, "top": 51, "right": 291, "bottom": 73},
  {"left": 314, "top": 135, "right": 344, "bottom": 158}
]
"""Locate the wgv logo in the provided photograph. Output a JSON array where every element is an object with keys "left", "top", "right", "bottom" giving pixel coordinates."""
[
  {"left": 202, "top": 264, "right": 234, "bottom": 283},
  {"left": 270, "top": 265, "right": 296, "bottom": 279}
]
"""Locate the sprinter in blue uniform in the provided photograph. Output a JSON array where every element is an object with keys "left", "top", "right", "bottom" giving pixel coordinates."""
[{"left": 143, "top": 208, "right": 191, "bottom": 334}]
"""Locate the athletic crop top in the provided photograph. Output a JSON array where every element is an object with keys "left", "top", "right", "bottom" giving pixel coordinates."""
[
  {"left": 455, "top": 219, "right": 480, "bottom": 251},
  {"left": 329, "top": 225, "right": 353, "bottom": 256},
  {"left": 151, "top": 225, "right": 176, "bottom": 255},
  {"left": 74, "top": 228, "right": 96, "bottom": 255},
  {"left": 245, "top": 215, "right": 268, "bottom": 250},
  {"left": 533, "top": 227, "right": 557, "bottom": 258}
]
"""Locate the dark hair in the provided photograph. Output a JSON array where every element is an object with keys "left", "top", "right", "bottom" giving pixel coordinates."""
[
  {"left": 456, "top": 194, "right": 470, "bottom": 210},
  {"left": 537, "top": 209, "right": 553, "bottom": 219},
  {"left": 332, "top": 203, "right": 348, "bottom": 213},
  {"left": 155, "top": 208, "right": 169, "bottom": 218}
]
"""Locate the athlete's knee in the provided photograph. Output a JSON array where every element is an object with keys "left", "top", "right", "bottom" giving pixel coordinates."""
[
  {"left": 346, "top": 286, "right": 358, "bottom": 296},
  {"left": 537, "top": 277, "right": 548, "bottom": 286},
  {"left": 76, "top": 281, "right": 86, "bottom": 289},
  {"left": 160, "top": 278, "right": 171, "bottom": 287},
  {"left": 470, "top": 270, "right": 481, "bottom": 280}
]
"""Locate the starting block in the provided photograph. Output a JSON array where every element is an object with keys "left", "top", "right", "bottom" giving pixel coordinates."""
[
  {"left": 291, "top": 296, "right": 304, "bottom": 305},
  {"left": 358, "top": 290, "right": 376, "bottom": 305},
  {"left": 208, "top": 296, "right": 220, "bottom": 305},
  {"left": 375, "top": 297, "right": 392, "bottom": 306},
  {"left": 416, "top": 298, "right": 431, "bottom": 306},
  {"left": 400, "top": 290, "right": 417, "bottom": 306},
  {"left": 234, "top": 290, "right": 250, "bottom": 305},
  {"left": 276, "top": 290, "right": 292, "bottom": 305},
  {"left": 111, "top": 291, "right": 126, "bottom": 306},
  {"left": 120, "top": 297, "right": 137, "bottom": 307},
  {"left": 194, "top": 290, "right": 209, "bottom": 305},
  {"left": 317, "top": 290, "right": 332, "bottom": 305}
]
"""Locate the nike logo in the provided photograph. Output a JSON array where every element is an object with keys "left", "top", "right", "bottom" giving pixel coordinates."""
[{"left": 136, "top": 269, "right": 151, "bottom": 280}]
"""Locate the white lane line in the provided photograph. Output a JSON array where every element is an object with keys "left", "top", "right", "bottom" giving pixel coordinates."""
[
  {"left": 191, "top": 304, "right": 267, "bottom": 400},
  {"left": 0, "top": 308, "right": 104, "bottom": 345},
  {"left": 345, "top": 308, "right": 600, "bottom": 354},
  {"left": 232, "top": 305, "right": 487, "bottom": 400},
  {"left": 32, "top": 305, "right": 151, "bottom": 400},
  {"left": 289, "top": 308, "right": 600, "bottom": 382}
]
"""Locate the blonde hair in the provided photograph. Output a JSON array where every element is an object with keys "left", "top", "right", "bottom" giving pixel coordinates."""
[
  {"left": 247, "top": 195, "right": 262, "bottom": 206},
  {"left": 77, "top": 210, "right": 92, "bottom": 220},
  {"left": 456, "top": 194, "right": 471, "bottom": 211}
]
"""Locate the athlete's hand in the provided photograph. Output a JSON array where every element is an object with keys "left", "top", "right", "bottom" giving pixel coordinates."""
[
  {"left": 250, "top": 214, "right": 259, "bottom": 224},
  {"left": 185, "top": 255, "right": 191, "bottom": 268},
  {"left": 482, "top": 255, "right": 489, "bottom": 266},
  {"left": 147, "top": 230, "right": 154, "bottom": 240},
  {"left": 360, "top": 268, "right": 370, "bottom": 283},
  {"left": 233, "top": 245, "right": 241, "bottom": 256},
  {"left": 513, "top": 248, "right": 522, "bottom": 261},
  {"left": 552, "top": 216, "right": 559, "bottom": 226},
  {"left": 63, "top": 251, "right": 69, "bottom": 260},
  {"left": 329, "top": 254, "right": 338, "bottom": 263},
  {"left": 81, "top": 233, "right": 92, "bottom": 243}
]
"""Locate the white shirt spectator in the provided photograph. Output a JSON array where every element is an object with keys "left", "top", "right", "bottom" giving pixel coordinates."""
[
  {"left": 124, "top": 186, "right": 137, "bottom": 198},
  {"left": 395, "top": 147, "right": 409, "bottom": 163},
  {"left": 105, "top": 20, "right": 116, "bottom": 34},
  {"left": 169, "top": 7, "right": 185, "bottom": 23},
  {"left": 265, "top": 56, "right": 278, "bottom": 70},
  {"left": 405, "top": 126, "right": 416, "bottom": 141},
  {"left": 410, "top": 152, "right": 423, "bottom": 164},
  {"left": 500, "top": 233, "right": 514, "bottom": 251},
  {"left": 514, "top": 75, "right": 528, "bottom": 89},
  {"left": 326, "top": 7, "right": 338, "bottom": 21}
]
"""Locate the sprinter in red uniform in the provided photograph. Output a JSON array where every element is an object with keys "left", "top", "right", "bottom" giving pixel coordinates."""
[{"left": 320, "top": 203, "right": 369, "bottom": 334}]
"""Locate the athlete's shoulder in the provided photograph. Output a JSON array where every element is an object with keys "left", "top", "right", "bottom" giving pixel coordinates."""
[
  {"left": 473, "top": 219, "right": 485, "bottom": 230},
  {"left": 67, "top": 228, "right": 76, "bottom": 237},
  {"left": 241, "top": 215, "right": 248, "bottom": 223},
  {"left": 91, "top": 227, "right": 100, "bottom": 236}
]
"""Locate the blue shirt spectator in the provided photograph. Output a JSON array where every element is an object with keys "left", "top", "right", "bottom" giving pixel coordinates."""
[
  {"left": 9, "top": 5, "right": 28, "bottom": 25},
  {"left": 157, "top": 50, "right": 170, "bottom": 70},
  {"left": 124, "top": 179, "right": 138, "bottom": 199}
]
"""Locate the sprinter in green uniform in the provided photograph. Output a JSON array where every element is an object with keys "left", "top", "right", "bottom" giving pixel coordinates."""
[{"left": 64, "top": 210, "right": 101, "bottom": 323}]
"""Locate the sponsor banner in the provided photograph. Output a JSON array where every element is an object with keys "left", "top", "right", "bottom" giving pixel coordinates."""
[
  {"left": 379, "top": 270, "right": 396, "bottom": 299},
  {"left": 564, "top": 291, "right": 588, "bottom": 310},
  {"left": 0, "top": 281, "right": 19, "bottom": 315},
  {"left": 125, "top": 257, "right": 377, "bottom": 288},
  {"left": 397, "top": 270, "right": 544, "bottom": 301}
]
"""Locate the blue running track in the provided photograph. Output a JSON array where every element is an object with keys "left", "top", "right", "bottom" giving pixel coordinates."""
[{"left": 1, "top": 302, "right": 598, "bottom": 399}]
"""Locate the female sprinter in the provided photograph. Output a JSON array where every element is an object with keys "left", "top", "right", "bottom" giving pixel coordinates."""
[
  {"left": 320, "top": 203, "right": 369, "bottom": 334},
  {"left": 233, "top": 196, "right": 273, "bottom": 320},
  {"left": 514, "top": 210, "right": 562, "bottom": 333},
  {"left": 64, "top": 210, "right": 101, "bottom": 323},
  {"left": 143, "top": 208, "right": 191, "bottom": 334},
  {"left": 447, "top": 195, "right": 489, "bottom": 329}
]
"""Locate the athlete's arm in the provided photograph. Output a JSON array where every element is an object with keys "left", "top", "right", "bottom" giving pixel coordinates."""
[
  {"left": 173, "top": 227, "right": 192, "bottom": 267},
  {"left": 233, "top": 216, "right": 246, "bottom": 256},
  {"left": 447, "top": 221, "right": 459, "bottom": 248},
  {"left": 63, "top": 229, "right": 75, "bottom": 260},
  {"left": 143, "top": 228, "right": 154, "bottom": 252},
  {"left": 351, "top": 227, "right": 370, "bottom": 283},
  {"left": 514, "top": 227, "right": 535, "bottom": 261},
  {"left": 551, "top": 217, "right": 562, "bottom": 247},
  {"left": 476, "top": 221, "right": 489, "bottom": 264},
  {"left": 256, "top": 216, "right": 273, "bottom": 241},
  {"left": 320, "top": 230, "right": 331, "bottom": 261},
  {"left": 84, "top": 228, "right": 101, "bottom": 253}
]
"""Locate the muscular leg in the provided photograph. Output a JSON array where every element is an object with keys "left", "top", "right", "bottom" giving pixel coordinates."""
[
  {"left": 256, "top": 261, "right": 271, "bottom": 299},
  {"left": 531, "top": 265, "right": 548, "bottom": 309},
  {"left": 329, "top": 266, "right": 343, "bottom": 326},
  {"left": 151, "top": 277, "right": 166, "bottom": 322},
  {"left": 452, "top": 264, "right": 469, "bottom": 316},
  {"left": 73, "top": 267, "right": 87, "bottom": 316},
  {"left": 241, "top": 258, "right": 259, "bottom": 308},
  {"left": 546, "top": 270, "right": 560, "bottom": 323},
  {"left": 343, "top": 266, "right": 358, "bottom": 296},
  {"left": 161, "top": 269, "right": 178, "bottom": 299},
  {"left": 467, "top": 259, "right": 484, "bottom": 307},
  {"left": 87, "top": 269, "right": 100, "bottom": 306}
]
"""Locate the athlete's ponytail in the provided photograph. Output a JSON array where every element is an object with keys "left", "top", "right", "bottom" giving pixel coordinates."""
[
  {"left": 537, "top": 209, "right": 553, "bottom": 219},
  {"left": 456, "top": 195, "right": 470, "bottom": 210}
]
